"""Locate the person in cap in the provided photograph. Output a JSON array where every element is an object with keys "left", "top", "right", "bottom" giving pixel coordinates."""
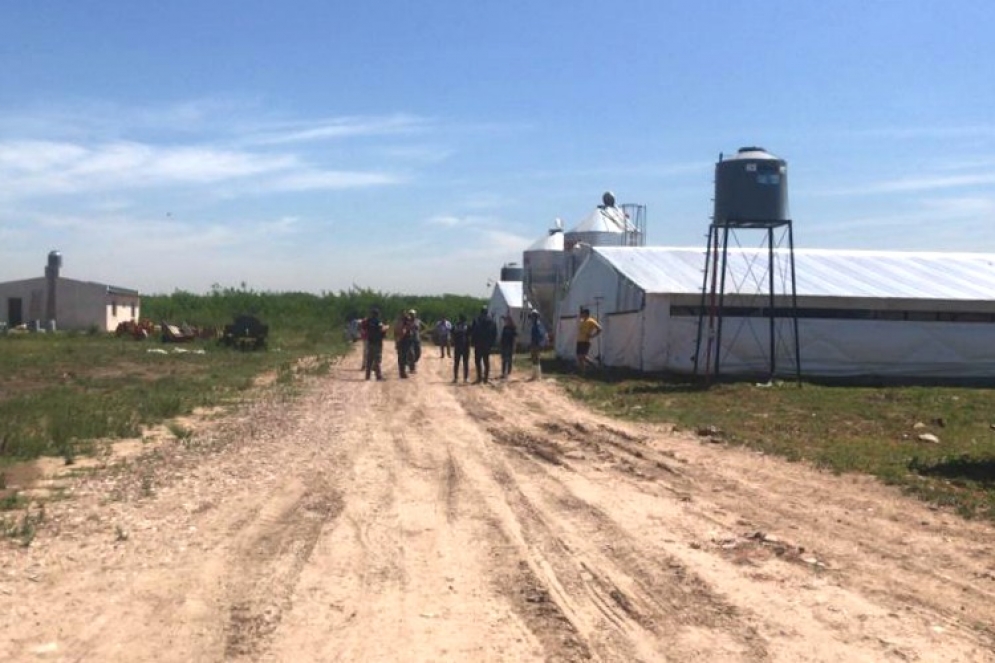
[{"left": 469, "top": 306, "right": 497, "bottom": 384}]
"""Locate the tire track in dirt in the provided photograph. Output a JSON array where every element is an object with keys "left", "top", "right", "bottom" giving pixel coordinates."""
[
  {"left": 223, "top": 478, "right": 344, "bottom": 659},
  {"left": 482, "top": 425, "right": 769, "bottom": 662},
  {"left": 545, "top": 414, "right": 995, "bottom": 651},
  {"left": 477, "top": 378, "right": 995, "bottom": 660},
  {"left": 265, "top": 359, "right": 549, "bottom": 661}
]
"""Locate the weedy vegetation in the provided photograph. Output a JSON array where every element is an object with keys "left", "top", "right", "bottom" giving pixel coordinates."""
[
  {"left": 0, "top": 286, "right": 485, "bottom": 468},
  {"left": 550, "top": 360, "right": 995, "bottom": 521}
]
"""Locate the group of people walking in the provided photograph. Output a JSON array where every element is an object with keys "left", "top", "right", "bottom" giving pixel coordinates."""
[
  {"left": 436, "top": 306, "right": 510, "bottom": 384},
  {"left": 358, "top": 308, "right": 426, "bottom": 380},
  {"left": 357, "top": 305, "right": 562, "bottom": 384}
]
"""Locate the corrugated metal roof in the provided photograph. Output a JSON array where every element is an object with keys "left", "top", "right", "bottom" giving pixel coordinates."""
[{"left": 593, "top": 246, "right": 995, "bottom": 300}]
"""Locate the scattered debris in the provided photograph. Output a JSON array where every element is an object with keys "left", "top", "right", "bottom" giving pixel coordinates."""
[{"left": 917, "top": 433, "right": 941, "bottom": 444}]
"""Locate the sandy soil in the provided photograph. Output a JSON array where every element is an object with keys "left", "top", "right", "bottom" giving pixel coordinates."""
[{"left": 2, "top": 343, "right": 994, "bottom": 662}]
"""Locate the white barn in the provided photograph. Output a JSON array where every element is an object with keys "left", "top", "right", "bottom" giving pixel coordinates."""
[
  {"left": 555, "top": 246, "right": 995, "bottom": 379},
  {"left": 0, "top": 254, "right": 140, "bottom": 332},
  {"left": 488, "top": 280, "right": 529, "bottom": 348}
]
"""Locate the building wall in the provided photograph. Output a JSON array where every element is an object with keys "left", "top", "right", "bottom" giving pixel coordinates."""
[
  {"left": 104, "top": 293, "right": 141, "bottom": 331},
  {"left": 0, "top": 278, "right": 47, "bottom": 327},
  {"left": 555, "top": 253, "right": 995, "bottom": 378},
  {"left": 0, "top": 277, "right": 140, "bottom": 332}
]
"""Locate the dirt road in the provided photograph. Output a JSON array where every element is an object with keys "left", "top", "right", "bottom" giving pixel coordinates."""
[{"left": 3, "top": 344, "right": 995, "bottom": 662}]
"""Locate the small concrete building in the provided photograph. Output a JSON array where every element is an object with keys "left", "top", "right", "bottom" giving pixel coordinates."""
[{"left": 0, "top": 251, "right": 140, "bottom": 332}]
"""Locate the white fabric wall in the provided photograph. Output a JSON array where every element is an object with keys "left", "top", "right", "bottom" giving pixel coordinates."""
[
  {"left": 555, "top": 250, "right": 995, "bottom": 378},
  {"left": 668, "top": 316, "right": 995, "bottom": 378}
]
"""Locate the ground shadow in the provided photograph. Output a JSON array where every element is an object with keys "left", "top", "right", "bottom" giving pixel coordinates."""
[{"left": 911, "top": 456, "right": 995, "bottom": 486}]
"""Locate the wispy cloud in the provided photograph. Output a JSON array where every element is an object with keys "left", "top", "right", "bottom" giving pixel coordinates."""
[
  {"left": 806, "top": 193, "right": 995, "bottom": 250},
  {"left": 244, "top": 113, "right": 432, "bottom": 146},
  {"left": 267, "top": 170, "right": 402, "bottom": 191},
  {"left": 0, "top": 139, "right": 398, "bottom": 199},
  {"left": 427, "top": 215, "right": 463, "bottom": 228},
  {"left": 819, "top": 172, "right": 995, "bottom": 196},
  {"left": 841, "top": 125, "right": 995, "bottom": 140}
]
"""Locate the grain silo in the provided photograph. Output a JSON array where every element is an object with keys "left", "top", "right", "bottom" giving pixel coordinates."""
[
  {"left": 522, "top": 221, "right": 566, "bottom": 330},
  {"left": 565, "top": 192, "right": 644, "bottom": 250}
]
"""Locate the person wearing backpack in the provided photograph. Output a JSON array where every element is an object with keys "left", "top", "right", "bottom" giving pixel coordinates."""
[{"left": 364, "top": 307, "right": 388, "bottom": 381}]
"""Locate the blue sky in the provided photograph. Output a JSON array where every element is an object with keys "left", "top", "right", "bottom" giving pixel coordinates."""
[{"left": 1, "top": 1, "right": 993, "bottom": 297}]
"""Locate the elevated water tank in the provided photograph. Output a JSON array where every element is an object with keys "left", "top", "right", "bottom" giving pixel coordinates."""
[
  {"left": 713, "top": 147, "right": 789, "bottom": 224},
  {"left": 500, "top": 262, "right": 524, "bottom": 282}
]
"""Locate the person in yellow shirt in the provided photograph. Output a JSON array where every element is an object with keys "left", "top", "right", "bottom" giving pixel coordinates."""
[{"left": 576, "top": 307, "right": 602, "bottom": 374}]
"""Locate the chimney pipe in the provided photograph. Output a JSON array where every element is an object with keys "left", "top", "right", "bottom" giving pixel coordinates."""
[{"left": 45, "top": 251, "right": 62, "bottom": 326}]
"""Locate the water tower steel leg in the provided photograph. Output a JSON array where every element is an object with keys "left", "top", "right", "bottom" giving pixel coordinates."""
[
  {"left": 788, "top": 221, "right": 802, "bottom": 384},
  {"left": 768, "top": 226, "right": 776, "bottom": 380},
  {"left": 694, "top": 224, "right": 716, "bottom": 376},
  {"left": 715, "top": 225, "right": 732, "bottom": 378}
]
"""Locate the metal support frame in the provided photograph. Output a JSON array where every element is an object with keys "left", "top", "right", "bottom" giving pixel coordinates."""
[{"left": 693, "top": 219, "right": 801, "bottom": 384}]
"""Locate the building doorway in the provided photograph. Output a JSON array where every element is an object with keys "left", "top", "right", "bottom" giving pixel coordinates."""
[{"left": 7, "top": 297, "right": 23, "bottom": 326}]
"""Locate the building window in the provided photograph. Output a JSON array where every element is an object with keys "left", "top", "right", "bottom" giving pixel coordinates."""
[
  {"left": 112, "top": 302, "right": 117, "bottom": 316},
  {"left": 131, "top": 304, "right": 136, "bottom": 318}
]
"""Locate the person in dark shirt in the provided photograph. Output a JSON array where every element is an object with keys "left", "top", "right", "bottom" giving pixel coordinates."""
[
  {"left": 364, "top": 307, "right": 388, "bottom": 381},
  {"left": 394, "top": 311, "right": 415, "bottom": 379},
  {"left": 499, "top": 310, "right": 518, "bottom": 379},
  {"left": 469, "top": 306, "right": 498, "bottom": 384},
  {"left": 450, "top": 313, "right": 471, "bottom": 383}
]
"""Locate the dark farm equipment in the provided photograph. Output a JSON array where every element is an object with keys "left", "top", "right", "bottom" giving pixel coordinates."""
[{"left": 221, "top": 315, "right": 268, "bottom": 351}]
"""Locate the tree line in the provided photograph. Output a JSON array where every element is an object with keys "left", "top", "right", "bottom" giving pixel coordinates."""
[{"left": 141, "top": 284, "right": 487, "bottom": 334}]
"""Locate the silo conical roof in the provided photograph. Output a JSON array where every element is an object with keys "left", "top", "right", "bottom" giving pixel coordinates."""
[
  {"left": 526, "top": 228, "right": 564, "bottom": 252},
  {"left": 570, "top": 205, "right": 634, "bottom": 234}
]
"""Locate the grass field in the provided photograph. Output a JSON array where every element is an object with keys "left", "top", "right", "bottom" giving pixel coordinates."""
[
  {"left": 549, "top": 361, "right": 995, "bottom": 521},
  {"left": 0, "top": 329, "right": 348, "bottom": 464}
]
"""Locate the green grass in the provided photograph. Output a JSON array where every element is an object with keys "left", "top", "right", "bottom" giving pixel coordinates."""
[
  {"left": 0, "top": 329, "right": 350, "bottom": 463},
  {"left": 547, "top": 359, "right": 995, "bottom": 521}
]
